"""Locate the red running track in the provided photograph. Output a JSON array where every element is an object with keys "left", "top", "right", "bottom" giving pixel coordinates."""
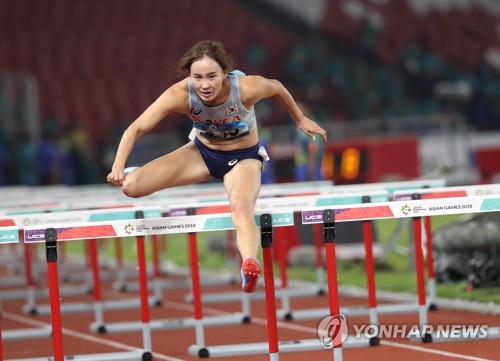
[{"left": 1, "top": 270, "right": 499, "bottom": 361}]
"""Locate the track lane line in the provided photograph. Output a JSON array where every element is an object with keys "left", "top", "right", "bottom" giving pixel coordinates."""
[{"left": 2, "top": 310, "right": 185, "bottom": 361}]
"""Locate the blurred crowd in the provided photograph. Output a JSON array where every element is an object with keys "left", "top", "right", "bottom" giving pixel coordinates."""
[{"left": 0, "top": 118, "right": 103, "bottom": 186}]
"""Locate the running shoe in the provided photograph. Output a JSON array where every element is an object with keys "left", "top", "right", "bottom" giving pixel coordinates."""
[{"left": 241, "top": 257, "right": 261, "bottom": 293}]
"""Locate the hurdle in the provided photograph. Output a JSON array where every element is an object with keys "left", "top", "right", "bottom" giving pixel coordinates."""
[
  {"left": 18, "top": 215, "right": 152, "bottom": 361},
  {"left": 0, "top": 202, "right": 151, "bottom": 300},
  {"left": 264, "top": 178, "right": 445, "bottom": 307},
  {"left": 393, "top": 183, "right": 500, "bottom": 310},
  {"left": 186, "top": 210, "right": 372, "bottom": 359},
  {"left": 299, "top": 193, "right": 500, "bottom": 344},
  {"left": 1, "top": 206, "right": 162, "bottom": 329},
  {"left": 272, "top": 180, "right": 449, "bottom": 322}
]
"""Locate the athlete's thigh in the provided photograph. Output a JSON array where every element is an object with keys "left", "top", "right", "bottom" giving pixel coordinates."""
[
  {"left": 125, "top": 141, "right": 211, "bottom": 196},
  {"left": 223, "top": 159, "right": 262, "bottom": 203}
]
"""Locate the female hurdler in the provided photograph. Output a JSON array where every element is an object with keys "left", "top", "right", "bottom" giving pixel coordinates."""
[{"left": 107, "top": 40, "right": 327, "bottom": 293}]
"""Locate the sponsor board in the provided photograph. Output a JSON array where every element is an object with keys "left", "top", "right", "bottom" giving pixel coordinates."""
[
  {"left": 0, "top": 227, "right": 19, "bottom": 243},
  {"left": 23, "top": 212, "right": 294, "bottom": 243},
  {"left": 302, "top": 195, "right": 500, "bottom": 224}
]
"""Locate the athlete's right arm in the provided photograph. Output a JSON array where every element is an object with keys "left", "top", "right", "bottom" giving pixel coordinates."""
[{"left": 107, "top": 79, "right": 189, "bottom": 186}]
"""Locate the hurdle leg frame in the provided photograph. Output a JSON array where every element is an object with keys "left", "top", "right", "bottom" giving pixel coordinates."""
[
  {"left": 188, "top": 224, "right": 207, "bottom": 356},
  {"left": 411, "top": 194, "right": 432, "bottom": 343},
  {"left": 423, "top": 216, "right": 437, "bottom": 311},
  {"left": 322, "top": 210, "right": 344, "bottom": 360},
  {"left": 45, "top": 228, "right": 64, "bottom": 361},
  {"left": 261, "top": 214, "right": 279, "bottom": 361},
  {"left": 135, "top": 210, "right": 153, "bottom": 356},
  {"left": 361, "top": 196, "right": 380, "bottom": 345},
  {"left": 90, "top": 238, "right": 106, "bottom": 333},
  {"left": 23, "top": 233, "right": 38, "bottom": 315}
]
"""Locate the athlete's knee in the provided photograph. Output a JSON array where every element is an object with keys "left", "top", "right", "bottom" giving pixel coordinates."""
[
  {"left": 230, "top": 201, "right": 255, "bottom": 224},
  {"left": 121, "top": 178, "right": 143, "bottom": 198}
]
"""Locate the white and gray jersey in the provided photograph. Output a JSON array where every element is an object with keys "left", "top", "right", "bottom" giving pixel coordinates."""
[{"left": 187, "top": 72, "right": 256, "bottom": 141}]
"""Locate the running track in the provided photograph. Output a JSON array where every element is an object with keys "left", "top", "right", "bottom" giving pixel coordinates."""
[{"left": 1, "top": 268, "right": 499, "bottom": 361}]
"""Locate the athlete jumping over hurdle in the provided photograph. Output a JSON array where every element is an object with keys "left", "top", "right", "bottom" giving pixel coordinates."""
[{"left": 106, "top": 40, "right": 327, "bottom": 293}]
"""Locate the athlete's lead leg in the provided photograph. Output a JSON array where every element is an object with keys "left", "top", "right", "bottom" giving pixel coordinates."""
[{"left": 223, "top": 159, "right": 262, "bottom": 292}]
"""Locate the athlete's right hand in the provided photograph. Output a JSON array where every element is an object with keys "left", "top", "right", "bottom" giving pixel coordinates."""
[{"left": 106, "top": 169, "right": 125, "bottom": 187}]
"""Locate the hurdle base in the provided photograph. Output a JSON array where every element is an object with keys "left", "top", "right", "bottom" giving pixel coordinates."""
[
  {"left": 278, "top": 301, "right": 420, "bottom": 321},
  {"left": 2, "top": 326, "right": 52, "bottom": 341},
  {"left": 115, "top": 273, "right": 237, "bottom": 293},
  {"left": 188, "top": 336, "right": 371, "bottom": 358},
  {"left": 24, "top": 296, "right": 159, "bottom": 315},
  {"left": 369, "top": 336, "right": 380, "bottom": 346},
  {"left": 5, "top": 349, "right": 150, "bottom": 361},
  {"left": 90, "top": 313, "right": 248, "bottom": 333},
  {"left": 185, "top": 284, "right": 324, "bottom": 304}
]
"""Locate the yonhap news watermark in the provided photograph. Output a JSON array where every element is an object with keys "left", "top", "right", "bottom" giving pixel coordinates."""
[{"left": 317, "top": 314, "right": 489, "bottom": 348}]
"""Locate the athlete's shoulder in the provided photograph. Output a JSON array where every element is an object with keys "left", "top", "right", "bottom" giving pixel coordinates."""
[
  {"left": 239, "top": 75, "right": 281, "bottom": 105},
  {"left": 158, "top": 78, "right": 190, "bottom": 113},
  {"left": 238, "top": 75, "right": 270, "bottom": 93}
]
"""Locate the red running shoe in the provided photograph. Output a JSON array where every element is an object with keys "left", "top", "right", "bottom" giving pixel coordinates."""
[{"left": 241, "top": 257, "right": 261, "bottom": 293}]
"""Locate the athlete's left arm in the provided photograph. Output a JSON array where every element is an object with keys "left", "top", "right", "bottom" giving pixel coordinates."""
[{"left": 240, "top": 75, "right": 327, "bottom": 142}]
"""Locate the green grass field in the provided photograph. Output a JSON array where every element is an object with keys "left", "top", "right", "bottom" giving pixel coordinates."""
[{"left": 59, "top": 213, "right": 500, "bottom": 304}]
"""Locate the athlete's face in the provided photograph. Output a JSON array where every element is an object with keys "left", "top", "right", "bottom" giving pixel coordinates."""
[{"left": 190, "top": 56, "right": 227, "bottom": 105}]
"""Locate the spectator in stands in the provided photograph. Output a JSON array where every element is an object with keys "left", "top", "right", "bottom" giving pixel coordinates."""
[
  {"left": 13, "top": 130, "right": 38, "bottom": 185},
  {"left": 242, "top": 33, "right": 270, "bottom": 75},
  {"left": 294, "top": 102, "right": 325, "bottom": 182},
  {"left": 107, "top": 40, "right": 327, "bottom": 293},
  {"left": 36, "top": 125, "right": 62, "bottom": 185}
]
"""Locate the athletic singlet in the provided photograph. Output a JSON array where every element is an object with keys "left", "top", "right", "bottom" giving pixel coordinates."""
[{"left": 187, "top": 71, "right": 257, "bottom": 141}]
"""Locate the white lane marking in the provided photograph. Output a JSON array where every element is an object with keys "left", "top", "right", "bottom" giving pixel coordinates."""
[{"left": 2, "top": 311, "right": 185, "bottom": 361}]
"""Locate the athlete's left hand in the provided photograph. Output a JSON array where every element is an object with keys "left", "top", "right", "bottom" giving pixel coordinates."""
[{"left": 297, "top": 117, "right": 327, "bottom": 142}]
